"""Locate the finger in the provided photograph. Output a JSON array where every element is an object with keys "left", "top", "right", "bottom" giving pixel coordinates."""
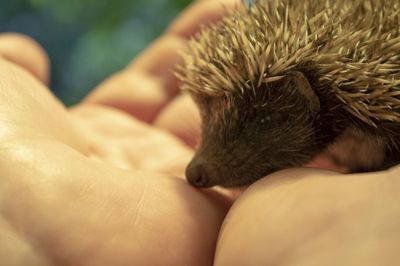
[
  {"left": 84, "top": 0, "right": 239, "bottom": 122},
  {"left": 166, "top": 0, "right": 238, "bottom": 38},
  {"left": 215, "top": 168, "right": 398, "bottom": 265},
  {"left": 154, "top": 93, "right": 201, "bottom": 149},
  {"left": 130, "top": 0, "right": 238, "bottom": 95},
  {"left": 0, "top": 138, "right": 231, "bottom": 265},
  {"left": 0, "top": 59, "right": 87, "bottom": 154},
  {"left": 0, "top": 33, "right": 50, "bottom": 85},
  {"left": 82, "top": 71, "right": 168, "bottom": 122}
]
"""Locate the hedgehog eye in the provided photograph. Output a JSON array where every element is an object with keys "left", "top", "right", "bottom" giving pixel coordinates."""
[
  {"left": 260, "top": 112, "right": 283, "bottom": 124},
  {"left": 260, "top": 117, "right": 268, "bottom": 124}
]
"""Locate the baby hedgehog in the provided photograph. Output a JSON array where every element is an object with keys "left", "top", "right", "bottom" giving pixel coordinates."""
[{"left": 177, "top": 0, "right": 400, "bottom": 188}]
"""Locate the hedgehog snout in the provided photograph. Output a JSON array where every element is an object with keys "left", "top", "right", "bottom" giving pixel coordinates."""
[{"left": 185, "top": 157, "right": 213, "bottom": 188}]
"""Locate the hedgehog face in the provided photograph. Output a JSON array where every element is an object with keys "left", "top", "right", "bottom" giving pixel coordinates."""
[{"left": 186, "top": 71, "right": 322, "bottom": 188}]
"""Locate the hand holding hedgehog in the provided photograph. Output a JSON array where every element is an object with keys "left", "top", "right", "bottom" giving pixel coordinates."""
[
  {"left": 179, "top": 0, "right": 400, "bottom": 188},
  {"left": 1, "top": 1, "right": 400, "bottom": 265}
]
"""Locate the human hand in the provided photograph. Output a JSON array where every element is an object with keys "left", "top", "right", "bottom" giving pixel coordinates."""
[
  {"left": 215, "top": 166, "right": 400, "bottom": 265},
  {"left": 83, "top": 0, "right": 400, "bottom": 262},
  {"left": 2, "top": 0, "right": 400, "bottom": 265}
]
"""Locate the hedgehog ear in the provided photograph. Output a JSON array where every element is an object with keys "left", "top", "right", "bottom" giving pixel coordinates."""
[{"left": 287, "top": 71, "right": 320, "bottom": 116}]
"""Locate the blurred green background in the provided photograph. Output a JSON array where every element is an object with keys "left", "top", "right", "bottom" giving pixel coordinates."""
[{"left": 0, "top": 0, "right": 191, "bottom": 105}]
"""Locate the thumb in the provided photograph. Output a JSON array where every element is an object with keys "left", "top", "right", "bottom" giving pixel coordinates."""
[{"left": 0, "top": 33, "right": 50, "bottom": 85}]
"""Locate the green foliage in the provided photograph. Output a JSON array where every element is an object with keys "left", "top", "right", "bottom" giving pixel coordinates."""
[
  {"left": 29, "top": 0, "right": 135, "bottom": 28},
  {"left": 0, "top": 0, "right": 191, "bottom": 105}
]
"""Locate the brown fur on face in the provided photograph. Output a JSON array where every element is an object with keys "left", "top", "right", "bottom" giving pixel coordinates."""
[
  {"left": 186, "top": 71, "right": 399, "bottom": 188},
  {"left": 187, "top": 72, "right": 338, "bottom": 187}
]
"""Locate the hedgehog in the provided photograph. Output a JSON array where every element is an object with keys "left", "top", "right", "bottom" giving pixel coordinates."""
[{"left": 177, "top": 0, "right": 400, "bottom": 188}]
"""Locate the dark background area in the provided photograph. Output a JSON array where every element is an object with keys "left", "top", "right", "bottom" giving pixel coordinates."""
[{"left": 0, "top": 0, "right": 191, "bottom": 105}]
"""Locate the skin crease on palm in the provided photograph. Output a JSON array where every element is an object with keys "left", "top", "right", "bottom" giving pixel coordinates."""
[{"left": 0, "top": 0, "right": 400, "bottom": 265}]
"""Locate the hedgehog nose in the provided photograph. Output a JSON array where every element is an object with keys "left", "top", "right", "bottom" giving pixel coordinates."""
[{"left": 186, "top": 159, "right": 210, "bottom": 188}]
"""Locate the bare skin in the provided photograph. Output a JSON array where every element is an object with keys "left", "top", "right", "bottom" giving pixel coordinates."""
[{"left": 1, "top": 0, "right": 400, "bottom": 265}]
